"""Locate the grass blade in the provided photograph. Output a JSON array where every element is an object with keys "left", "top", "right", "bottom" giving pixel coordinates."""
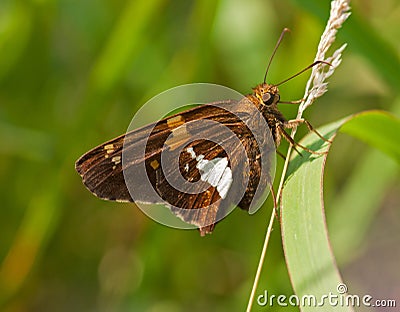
[{"left": 281, "top": 110, "right": 399, "bottom": 311}]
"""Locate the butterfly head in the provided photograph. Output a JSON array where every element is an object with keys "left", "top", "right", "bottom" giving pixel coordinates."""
[{"left": 253, "top": 83, "right": 280, "bottom": 107}]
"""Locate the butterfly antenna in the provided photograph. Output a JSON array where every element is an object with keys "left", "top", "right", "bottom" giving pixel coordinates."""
[
  {"left": 263, "top": 28, "right": 290, "bottom": 84},
  {"left": 275, "top": 60, "right": 331, "bottom": 86}
]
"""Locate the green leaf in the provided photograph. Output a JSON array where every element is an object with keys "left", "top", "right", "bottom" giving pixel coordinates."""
[
  {"left": 328, "top": 149, "right": 398, "bottom": 265},
  {"left": 280, "top": 111, "right": 399, "bottom": 311},
  {"left": 329, "top": 105, "right": 400, "bottom": 264},
  {"left": 340, "top": 111, "right": 400, "bottom": 164}
]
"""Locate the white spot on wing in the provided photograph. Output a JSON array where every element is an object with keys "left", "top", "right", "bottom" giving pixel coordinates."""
[
  {"left": 186, "top": 147, "right": 233, "bottom": 198},
  {"left": 196, "top": 155, "right": 232, "bottom": 199},
  {"left": 186, "top": 147, "right": 196, "bottom": 159},
  {"left": 184, "top": 163, "right": 189, "bottom": 172},
  {"left": 217, "top": 164, "right": 233, "bottom": 199},
  {"left": 196, "top": 157, "right": 223, "bottom": 185}
]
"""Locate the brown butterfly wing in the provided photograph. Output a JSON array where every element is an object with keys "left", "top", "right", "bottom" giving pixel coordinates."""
[
  {"left": 75, "top": 100, "right": 236, "bottom": 203},
  {"left": 76, "top": 99, "right": 273, "bottom": 234}
]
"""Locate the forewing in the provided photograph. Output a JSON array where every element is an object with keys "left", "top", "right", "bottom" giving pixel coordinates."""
[{"left": 75, "top": 100, "right": 235, "bottom": 202}]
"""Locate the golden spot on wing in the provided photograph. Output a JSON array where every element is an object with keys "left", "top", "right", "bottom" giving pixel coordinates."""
[
  {"left": 167, "top": 115, "right": 185, "bottom": 128},
  {"left": 150, "top": 159, "right": 160, "bottom": 170},
  {"left": 165, "top": 124, "right": 190, "bottom": 150},
  {"left": 111, "top": 156, "right": 121, "bottom": 164},
  {"left": 104, "top": 144, "right": 115, "bottom": 154}
]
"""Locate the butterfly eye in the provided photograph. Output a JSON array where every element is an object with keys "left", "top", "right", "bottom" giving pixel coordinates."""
[{"left": 262, "top": 92, "right": 274, "bottom": 105}]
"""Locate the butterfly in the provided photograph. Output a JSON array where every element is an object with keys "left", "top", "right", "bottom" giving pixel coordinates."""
[{"left": 75, "top": 30, "right": 329, "bottom": 236}]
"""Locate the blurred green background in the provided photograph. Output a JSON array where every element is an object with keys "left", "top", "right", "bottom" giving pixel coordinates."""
[{"left": 0, "top": 0, "right": 399, "bottom": 311}]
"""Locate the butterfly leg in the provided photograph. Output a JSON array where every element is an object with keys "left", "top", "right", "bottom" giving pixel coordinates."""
[
  {"left": 278, "top": 125, "right": 327, "bottom": 155},
  {"left": 273, "top": 125, "right": 303, "bottom": 157},
  {"left": 286, "top": 118, "right": 332, "bottom": 143}
]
